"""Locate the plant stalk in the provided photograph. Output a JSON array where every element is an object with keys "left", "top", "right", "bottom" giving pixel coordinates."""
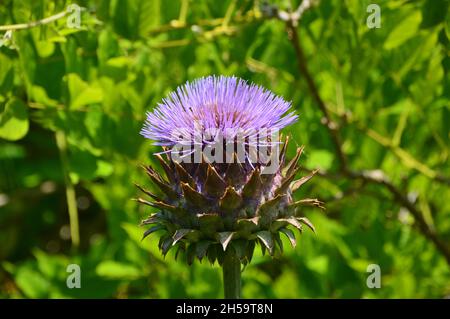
[
  {"left": 222, "top": 249, "right": 241, "bottom": 299},
  {"left": 55, "top": 131, "right": 80, "bottom": 250}
]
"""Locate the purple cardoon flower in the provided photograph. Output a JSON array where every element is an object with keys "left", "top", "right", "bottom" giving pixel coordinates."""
[
  {"left": 136, "top": 75, "right": 322, "bottom": 299},
  {"left": 140, "top": 76, "right": 297, "bottom": 151}
]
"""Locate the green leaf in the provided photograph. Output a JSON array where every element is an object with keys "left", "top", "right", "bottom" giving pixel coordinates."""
[
  {"left": 136, "top": 0, "right": 161, "bottom": 37},
  {"left": 66, "top": 74, "right": 103, "bottom": 110},
  {"left": 420, "top": 0, "right": 449, "bottom": 29},
  {"left": 35, "top": 40, "right": 55, "bottom": 58},
  {"left": 96, "top": 261, "right": 141, "bottom": 279},
  {"left": 68, "top": 150, "right": 113, "bottom": 182},
  {"left": 14, "top": 266, "right": 49, "bottom": 298},
  {"left": 0, "top": 54, "right": 14, "bottom": 95},
  {"left": 31, "top": 86, "right": 59, "bottom": 107},
  {"left": 384, "top": 11, "right": 422, "bottom": 50},
  {"left": 446, "top": 14, "right": 450, "bottom": 39},
  {"left": 305, "top": 150, "right": 333, "bottom": 171},
  {"left": 0, "top": 98, "right": 29, "bottom": 141},
  {"left": 121, "top": 223, "right": 165, "bottom": 262}
]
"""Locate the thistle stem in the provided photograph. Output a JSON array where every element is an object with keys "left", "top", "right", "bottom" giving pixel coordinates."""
[
  {"left": 55, "top": 131, "right": 80, "bottom": 250},
  {"left": 222, "top": 250, "right": 241, "bottom": 299}
]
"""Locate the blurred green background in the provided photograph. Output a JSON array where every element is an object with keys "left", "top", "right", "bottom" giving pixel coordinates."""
[{"left": 0, "top": 0, "right": 449, "bottom": 298}]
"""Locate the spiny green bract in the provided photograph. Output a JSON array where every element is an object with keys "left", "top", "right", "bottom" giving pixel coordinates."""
[{"left": 136, "top": 136, "right": 323, "bottom": 266}]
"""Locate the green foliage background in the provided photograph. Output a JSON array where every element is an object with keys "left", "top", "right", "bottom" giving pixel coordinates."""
[{"left": 0, "top": 0, "right": 449, "bottom": 298}]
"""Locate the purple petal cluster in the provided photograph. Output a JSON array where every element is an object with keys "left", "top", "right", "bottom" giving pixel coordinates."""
[{"left": 140, "top": 76, "right": 297, "bottom": 147}]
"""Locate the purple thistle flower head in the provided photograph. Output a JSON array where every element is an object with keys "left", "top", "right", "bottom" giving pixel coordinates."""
[
  {"left": 136, "top": 76, "right": 322, "bottom": 270},
  {"left": 140, "top": 76, "right": 297, "bottom": 152}
]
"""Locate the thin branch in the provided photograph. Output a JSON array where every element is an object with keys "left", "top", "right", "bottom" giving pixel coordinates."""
[
  {"left": 354, "top": 122, "right": 449, "bottom": 184},
  {"left": 178, "top": 0, "right": 189, "bottom": 26},
  {"left": 222, "top": 0, "right": 238, "bottom": 28},
  {"left": 286, "top": 19, "right": 348, "bottom": 171},
  {"left": 277, "top": 0, "right": 315, "bottom": 24},
  {"left": 148, "top": 9, "right": 262, "bottom": 35},
  {"left": 292, "top": 0, "right": 315, "bottom": 21},
  {"left": 283, "top": 8, "right": 450, "bottom": 265},
  {"left": 0, "top": 10, "right": 68, "bottom": 31},
  {"left": 348, "top": 170, "right": 450, "bottom": 265}
]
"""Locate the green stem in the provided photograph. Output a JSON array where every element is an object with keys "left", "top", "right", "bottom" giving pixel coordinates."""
[
  {"left": 55, "top": 131, "right": 80, "bottom": 250},
  {"left": 178, "top": 0, "right": 189, "bottom": 25},
  {"left": 0, "top": 10, "right": 67, "bottom": 31},
  {"left": 222, "top": 249, "right": 241, "bottom": 299}
]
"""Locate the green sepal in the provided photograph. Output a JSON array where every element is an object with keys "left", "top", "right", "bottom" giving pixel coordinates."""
[
  {"left": 280, "top": 217, "right": 303, "bottom": 233},
  {"left": 279, "top": 227, "right": 297, "bottom": 248},
  {"left": 242, "top": 168, "right": 262, "bottom": 199},
  {"left": 172, "top": 228, "right": 193, "bottom": 245},
  {"left": 155, "top": 154, "right": 176, "bottom": 183},
  {"left": 197, "top": 213, "right": 224, "bottom": 236},
  {"left": 174, "top": 162, "right": 197, "bottom": 189},
  {"left": 291, "top": 169, "right": 318, "bottom": 192},
  {"left": 282, "top": 145, "right": 304, "bottom": 178},
  {"left": 273, "top": 232, "right": 283, "bottom": 253},
  {"left": 207, "top": 244, "right": 218, "bottom": 265},
  {"left": 142, "top": 224, "right": 165, "bottom": 240},
  {"left": 217, "top": 231, "right": 235, "bottom": 251},
  {"left": 257, "top": 194, "right": 285, "bottom": 223},
  {"left": 256, "top": 230, "right": 274, "bottom": 255},
  {"left": 246, "top": 240, "right": 255, "bottom": 263},
  {"left": 237, "top": 217, "right": 259, "bottom": 236},
  {"left": 220, "top": 187, "right": 243, "bottom": 211},
  {"left": 186, "top": 243, "right": 196, "bottom": 265},
  {"left": 181, "top": 182, "right": 209, "bottom": 207},
  {"left": 224, "top": 157, "right": 246, "bottom": 187},
  {"left": 205, "top": 165, "right": 226, "bottom": 197},
  {"left": 230, "top": 239, "right": 247, "bottom": 261},
  {"left": 298, "top": 217, "right": 316, "bottom": 233},
  {"left": 161, "top": 236, "right": 173, "bottom": 256},
  {"left": 196, "top": 240, "right": 212, "bottom": 261}
]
